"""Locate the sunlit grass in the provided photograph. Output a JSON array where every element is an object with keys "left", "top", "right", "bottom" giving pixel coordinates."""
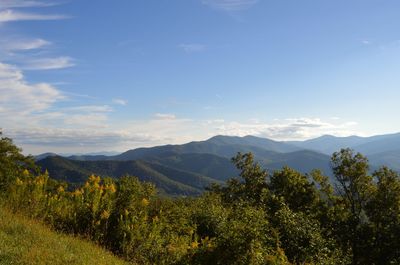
[{"left": 0, "top": 206, "right": 129, "bottom": 265}]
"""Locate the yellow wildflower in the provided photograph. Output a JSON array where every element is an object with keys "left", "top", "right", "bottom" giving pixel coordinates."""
[
  {"left": 191, "top": 241, "right": 199, "bottom": 249},
  {"left": 73, "top": 189, "right": 83, "bottom": 196},
  {"left": 108, "top": 184, "right": 116, "bottom": 193},
  {"left": 16, "top": 177, "right": 23, "bottom": 185},
  {"left": 57, "top": 186, "right": 65, "bottom": 193},
  {"left": 22, "top": 169, "right": 29, "bottom": 176},
  {"left": 100, "top": 210, "right": 110, "bottom": 220},
  {"left": 141, "top": 198, "right": 150, "bottom": 206},
  {"left": 89, "top": 174, "right": 97, "bottom": 182},
  {"left": 35, "top": 176, "right": 45, "bottom": 185}
]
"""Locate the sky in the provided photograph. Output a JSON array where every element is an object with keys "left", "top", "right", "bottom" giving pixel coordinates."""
[{"left": 1, "top": 0, "right": 400, "bottom": 155}]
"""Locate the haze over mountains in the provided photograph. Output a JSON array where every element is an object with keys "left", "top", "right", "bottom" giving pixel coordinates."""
[{"left": 36, "top": 133, "right": 400, "bottom": 196}]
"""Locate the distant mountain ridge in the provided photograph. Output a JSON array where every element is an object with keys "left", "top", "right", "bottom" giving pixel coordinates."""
[
  {"left": 36, "top": 133, "right": 400, "bottom": 195},
  {"left": 289, "top": 132, "right": 400, "bottom": 155}
]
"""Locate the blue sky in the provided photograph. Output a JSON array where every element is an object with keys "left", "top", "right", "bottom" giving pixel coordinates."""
[{"left": 1, "top": 0, "right": 400, "bottom": 154}]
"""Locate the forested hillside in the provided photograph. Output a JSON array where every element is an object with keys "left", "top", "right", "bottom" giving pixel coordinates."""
[
  {"left": 36, "top": 134, "right": 400, "bottom": 196},
  {"left": 37, "top": 155, "right": 227, "bottom": 196},
  {"left": 36, "top": 136, "right": 333, "bottom": 195},
  {"left": 2, "top": 133, "right": 400, "bottom": 264}
]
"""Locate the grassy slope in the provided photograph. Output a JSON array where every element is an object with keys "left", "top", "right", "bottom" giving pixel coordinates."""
[{"left": 0, "top": 207, "right": 129, "bottom": 265}]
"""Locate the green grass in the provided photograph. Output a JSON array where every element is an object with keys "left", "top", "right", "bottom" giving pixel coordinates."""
[{"left": 0, "top": 207, "right": 130, "bottom": 265}]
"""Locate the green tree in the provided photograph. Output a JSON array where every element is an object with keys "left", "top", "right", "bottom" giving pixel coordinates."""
[
  {"left": 0, "top": 131, "right": 37, "bottom": 192},
  {"left": 366, "top": 167, "right": 400, "bottom": 264},
  {"left": 331, "top": 148, "right": 374, "bottom": 265},
  {"left": 211, "top": 152, "right": 269, "bottom": 206},
  {"left": 269, "top": 167, "right": 319, "bottom": 213},
  {"left": 267, "top": 168, "right": 344, "bottom": 264},
  {"left": 212, "top": 152, "right": 343, "bottom": 264}
]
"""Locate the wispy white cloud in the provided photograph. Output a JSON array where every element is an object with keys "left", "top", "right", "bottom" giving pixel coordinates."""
[
  {"left": 0, "top": 62, "right": 64, "bottom": 122},
  {"left": 211, "top": 118, "right": 360, "bottom": 140},
  {"left": 63, "top": 114, "right": 110, "bottom": 128},
  {"left": 5, "top": 127, "right": 155, "bottom": 154},
  {"left": 0, "top": 0, "right": 130, "bottom": 153},
  {"left": 66, "top": 105, "right": 113, "bottom": 113},
  {"left": 179, "top": 43, "right": 206, "bottom": 53},
  {"left": 154, "top": 113, "right": 177, "bottom": 120},
  {"left": 201, "top": 0, "right": 258, "bottom": 11},
  {"left": 23, "top": 56, "right": 75, "bottom": 70},
  {"left": 0, "top": 38, "right": 51, "bottom": 51},
  {"left": 2, "top": 113, "right": 363, "bottom": 155},
  {"left": 0, "top": 0, "right": 56, "bottom": 9},
  {"left": 0, "top": 9, "right": 68, "bottom": 23},
  {"left": 118, "top": 117, "right": 361, "bottom": 151},
  {"left": 18, "top": 116, "right": 193, "bottom": 153},
  {"left": 0, "top": 60, "right": 112, "bottom": 130},
  {"left": 112, "top": 98, "right": 128, "bottom": 106},
  {"left": 61, "top": 91, "right": 97, "bottom": 99}
]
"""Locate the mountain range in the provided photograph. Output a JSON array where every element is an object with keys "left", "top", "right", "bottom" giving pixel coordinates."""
[{"left": 36, "top": 133, "right": 400, "bottom": 196}]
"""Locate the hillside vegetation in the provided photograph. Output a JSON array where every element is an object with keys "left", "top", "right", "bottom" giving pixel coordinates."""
[
  {"left": 36, "top": 134, "right": 400, "bottom": 196},
  {"left": 0, "top": 206, "right": 128, "bottom": 265},
  {"left": 2, "top": 132, "right": 400, "bottom": 264},
  {"left": 36, "top": 136, "right": 333, "bottom": 195}
]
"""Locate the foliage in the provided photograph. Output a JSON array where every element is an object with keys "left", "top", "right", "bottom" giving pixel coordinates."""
[
  {"left": 0, "top": 131, "right": 37, "bottom": 191},
  {"left": 0, "top": 205, "right": 128, "bottom": 265},
  {"left": 364, "top": 167, "right": 400, "bottom": 264},
  {"left": 2, "top": 136, "right": 400, "bottom": 264}
]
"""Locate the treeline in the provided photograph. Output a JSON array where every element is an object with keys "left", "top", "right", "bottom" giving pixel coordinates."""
[{"left": 1, "top": 134, "right": 400, "bottom": 264}]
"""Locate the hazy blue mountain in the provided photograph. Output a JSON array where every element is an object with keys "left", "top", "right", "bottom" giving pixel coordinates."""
[
  {"left": 145, "top": 152, "right": 239, "bottom": 181},
  {"left": 38, "top": 133, "right": 400, "bottom": 162},
  {"left": 35, "top": 133, "right": 400, "bottom": 196},
  {"left": 261, "top": 150, "right": 332, "bottom": 177},
  {"left": 284, "top": 133, "right": 400, "bottom": 173},
  {"left": 367, "top": 149, "right": 400, "bottom": 171},
  {"left": 81, "top": 151, "right": 121, "bottom": 156},
  {"left": 289, "top": 135, "right": 368, "bottom": 155},
  {"left": 207, "top": 135, "right": 300, "bottom": 153},
  {"left": 288, "top": 133, "right": 400, "bottom": 157},
  {"left": 106, "top": 135, "right": 299, "bottom": 161},
  {"left": 352, "top": 133, "right": 400, "bottom": 155},
  {"left": 36, "top": 152, "right": 119, "bottom": 161},
  {"left": 34, "top": 152, "right": 58, "bottom": 161},
  {"left": 67, "top": 154, "right": 110, "bottom": 161}
]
